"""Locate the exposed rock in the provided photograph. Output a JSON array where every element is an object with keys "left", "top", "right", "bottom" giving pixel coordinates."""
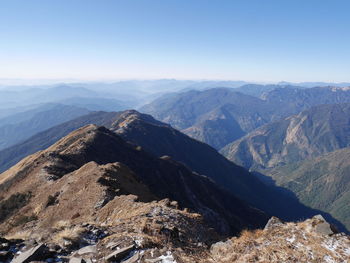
[
  {"left": 210, "top": 240, "right": 233, "bottom": 253},
  {"left": 145, "top": 251, "right": 177, "bottom": 263},
  {"left": 264, "top": 216, "right": 284, "bottom": 230},
  {"left": 105, "top": 245, "right": 135, "bottom": 262},
  {"left": 105, "top": 241, "right": 122, "bottom": 250},
  {"left": 76, "top": 245, "right": 97, "bottom": 255},
  {"left": 121, "top": 251, "right": 140, "bottom": 263},
  {"left": 311, "top": 215, "right": 336, "bottom": 235},
  {"left": 11, "top": 244, "right": 47, "bottom": 263},
  {"left": 69, "top": 257, "right": 84, "bottom": 263},
  {"left": 210, "top": 216, "right": 350, "bottom": 263}
]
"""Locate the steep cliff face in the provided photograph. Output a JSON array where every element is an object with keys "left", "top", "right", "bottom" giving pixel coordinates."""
[
  {"left": 269, "top": 146, "right": 350, "bottom": 231},
  {"left": 222, "top": 103, "right": 350, "bottom": 170}
]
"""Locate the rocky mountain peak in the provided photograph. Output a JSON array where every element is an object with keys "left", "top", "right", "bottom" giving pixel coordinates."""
[{"left": 0, "top": 125, "right": 268, "bottom": 244}]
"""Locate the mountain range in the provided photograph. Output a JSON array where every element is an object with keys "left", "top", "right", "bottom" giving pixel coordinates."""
[
  {"left": 222, "top": 103, "right": 350, "bottom": 169},
  {"left": 220, "top": 103, "right": 350, "bottom": 231},
  {"left": 0, "top": 86, "right": 130, "bottom": 115},
  {"left": 2, "top": 125, "right": 347, "bottom": 262},
  {"left": 0, "top": 111, "right": 349, "bottom": 262},
  {"left": 1, "top": 82, "right": 350, "bottom": 262},
  {"left": 0, "top": 109, "right": 345, "bottom": 232},
  {"left": 0, "top": 104, "right": 90, "bottom": 150},
  {"left": 141, "top": 86, "right": 350, "bottom": 150}
]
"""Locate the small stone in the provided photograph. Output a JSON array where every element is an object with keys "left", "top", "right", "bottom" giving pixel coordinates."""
[
  {"left": 264, "top": 216, "right": 284, "bottom": 230},
  {"left": 105, "top": 245, "right": 135, "bottom": 262},
  {"left": 11, "top": 243, "right": 47, "bottom": 263},
  {"left": 77, "top": 245, "right": 97, "bottom": 255},
  {"left": 169, "top": 201, "right": 178, "bottom": 209},
  {"left": 69, "top": 257, "right": 84, "bottom": 263},
  {"left": 106, "top": 241, "right": 121, "bottom": 250}
]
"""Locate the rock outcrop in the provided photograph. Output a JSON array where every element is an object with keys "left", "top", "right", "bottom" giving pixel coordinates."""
[
  {"left": 210, "top": 215, "right": 350, "bottom": 263},
  {"left": 2, "top": 215, "right": 349, "bottom": 262}
]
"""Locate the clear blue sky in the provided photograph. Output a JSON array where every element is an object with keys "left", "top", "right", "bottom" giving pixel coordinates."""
[{"left": 1, "top": 0, "right": 350, "bottom": 82}]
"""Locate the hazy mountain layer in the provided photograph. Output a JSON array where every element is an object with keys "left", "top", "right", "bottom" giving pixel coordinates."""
[
  {"left": 234, "top": 84, "right": 304, "bottom": 97},
  {"left": 0, "top": 85, "right": 130, "bottom": 112},
  {"left": 0, "top": 111, "right": 121, "bottom": 173},
  {"left": 0, "top": 104, "right": 90, "bottom": 150},
  {"left": 141, "top": 86, "right": 350, "bottom": 149}
]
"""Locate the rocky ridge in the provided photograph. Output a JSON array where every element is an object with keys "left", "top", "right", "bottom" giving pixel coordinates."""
[
  {"left": 0, "top": 109, "right": 325, "bottom": 226},
  {"left": 0, "top": 124, "right": 267, "bottom": 237}
]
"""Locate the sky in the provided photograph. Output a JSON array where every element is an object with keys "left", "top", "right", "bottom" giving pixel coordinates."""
[{"left": 0, "top": 0, "right": 350, "bottom": 83}]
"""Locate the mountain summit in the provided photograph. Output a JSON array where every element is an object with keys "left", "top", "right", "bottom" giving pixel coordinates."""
[{"left": 0, "top": 124, "right": 267, "bottom": 238}]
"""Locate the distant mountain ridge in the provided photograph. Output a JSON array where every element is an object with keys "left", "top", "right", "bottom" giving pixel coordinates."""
[
  {"left": 0, "top": 111, "right": 121, "bottom": 173},
  {"left": 234, "top": 84, "right": 305, "bottom": 97},
  {"left": 0, "top": 85, "right": 130, "bottom": 111},
  {"left": 0, "top": 104, "right": 90, "bottom": 150},
  {"left": 141, "top": 86, "right": 350, "bottom": 149},
  {"left": 141, "top": 88, "right": 269, "bottom": 149}
]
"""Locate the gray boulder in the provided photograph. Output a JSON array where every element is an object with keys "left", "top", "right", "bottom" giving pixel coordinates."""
[
  {"left": 11, "top": 243, "right": 47, "bottom": 263},
  {"left": 264, "top": 216, "right": 284, "bottom": 230},
  {"left": 312, "top": 215, "right": 335, "bottom": 236},
  {"left": 105, "top": 245, "right": 135, "bottom": 262}
]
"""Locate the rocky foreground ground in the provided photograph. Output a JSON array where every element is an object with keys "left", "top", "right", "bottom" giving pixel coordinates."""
[{"left": 1, "top": 211, "right": 350, "bottom": 263}]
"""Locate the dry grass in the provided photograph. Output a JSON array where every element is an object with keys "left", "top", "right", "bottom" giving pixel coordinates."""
[
  {"left": 51, "top": 225, "right": 85, "bottom": 246},
  {"left": 5, "top": 230, "right": 32, "bottom": 240},
  {"left": 53, "top": 220, "right": 71, "bottom": 230},
  {"left": 210, "top": 220, "right": 350, "bottom": 263},
  {"left": 238, "top": 229, "right": 264, "bottom": 240}
]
